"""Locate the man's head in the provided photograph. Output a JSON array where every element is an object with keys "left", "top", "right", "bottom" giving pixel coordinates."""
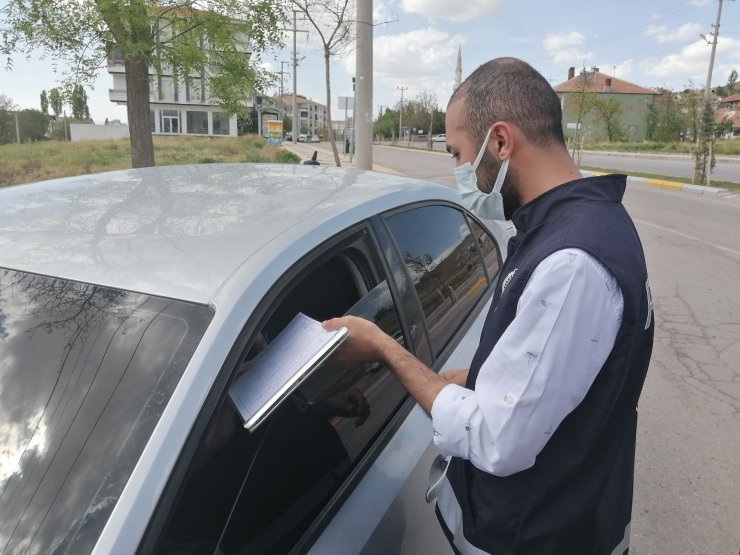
[{"left": 446, "top": 57, "right": 568, "bottom": 216}]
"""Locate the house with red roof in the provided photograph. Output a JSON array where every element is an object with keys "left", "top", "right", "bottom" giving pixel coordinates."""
[
  {"left": 715, "top": 93, "right": 740, "bottom": 138},
  {"left": 553, "top": 67, "right": 659, "bottom": 142}
]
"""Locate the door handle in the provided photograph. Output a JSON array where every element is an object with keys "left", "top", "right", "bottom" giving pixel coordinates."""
[{"left": 426, "top": 454, "right": 452, "bottom": 503}]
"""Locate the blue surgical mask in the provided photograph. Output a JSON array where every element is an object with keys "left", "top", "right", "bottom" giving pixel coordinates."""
[{"left": 454, "top": 128, "right": 510, "bottom": 220}]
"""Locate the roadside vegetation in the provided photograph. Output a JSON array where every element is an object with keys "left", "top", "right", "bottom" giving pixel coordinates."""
[
  {"left": 580, "top": 140, "right": 740, "bottom": 156},
  {"left": 0, "top": 135, "right": 300, "bottom": 188}
]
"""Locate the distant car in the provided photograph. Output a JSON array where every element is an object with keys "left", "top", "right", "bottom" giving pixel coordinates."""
[
  {"left": 284, "top": 132, "right": 293, "bottom": 141},
  {"left": 431, "top": 133, "right": 447, "bottom": 143},
  {"left": 310, "top": 134, "right": 321, "bottom": 143},
  {"left": 0, "top": 164, "right": 512, "bottom": 555},
  {"left": 298, "top": 133, "right": 308, "bottom": 142}
]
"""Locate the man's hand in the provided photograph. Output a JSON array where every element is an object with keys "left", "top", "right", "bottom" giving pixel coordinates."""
[
  {"left": 324, "top": 315, "right": 450, "bottom": 414},
  {"left": 316, "top": 387, "right": 371, "bottom": 427},
  {"left": 322, "top": 316, "right": 390, "bottom": 367}
]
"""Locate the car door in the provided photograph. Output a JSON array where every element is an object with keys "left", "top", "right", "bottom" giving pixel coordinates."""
[{"left": 144, "top": 205, "right": 504, "bottom": 555}]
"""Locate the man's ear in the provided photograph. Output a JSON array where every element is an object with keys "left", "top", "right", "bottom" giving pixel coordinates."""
[{"left": 490, "top": 121, "right": 514, "bottom": 160}]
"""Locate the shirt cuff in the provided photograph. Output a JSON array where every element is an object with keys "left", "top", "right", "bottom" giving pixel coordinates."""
[{"left": 431, "top": 383, "right": 478, "bottom": 460}]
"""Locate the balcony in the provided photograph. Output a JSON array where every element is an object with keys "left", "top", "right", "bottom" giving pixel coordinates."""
[{"left": 109, "top": 89, "right": 128, "bottom": 102}]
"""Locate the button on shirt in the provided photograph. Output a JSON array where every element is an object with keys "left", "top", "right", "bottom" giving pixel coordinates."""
[{"left": 431, "top": 248, "right": 624, "bottom": 477}]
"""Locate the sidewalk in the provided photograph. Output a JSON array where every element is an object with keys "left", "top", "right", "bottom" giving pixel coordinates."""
[{"left": 279, "top": 141, "right": 400, "bottom": 174}]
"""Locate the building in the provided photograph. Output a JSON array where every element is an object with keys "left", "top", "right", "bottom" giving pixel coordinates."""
[
  {"left": 107, "top": 19, "right": 252, "bottom": 138},
  {"left": 715, "top": 93, "right": 740, "bottom": 138},
  {"left": 553, "top": 67, "right": 659, "bottom": 142},
  {"left": 280, "top": 95, "right": 327, "bottom": 136}
]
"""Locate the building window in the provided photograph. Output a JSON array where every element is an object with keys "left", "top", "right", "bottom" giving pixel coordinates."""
[
  {"left": 160, "top": 77, "right": 175, "bottom": 102},
  {"left": 213, "top": 112, "right": 230, "bottom": 136},
  {"left": 187, "top": 78, "right": 203, "bottom": 103},
  {"left": 161, "top": 109, "right": 180, "bottom": 134},
  {"left": 187, "top": 111, "right": 209, "bottom": 134},
  {"left": 150, "top": 110, "right": 156, "bottom": 133}
]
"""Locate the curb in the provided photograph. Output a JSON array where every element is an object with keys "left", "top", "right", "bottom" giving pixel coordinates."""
[{"left": 584, "top": 170, "right": 732, "bottom": 197}]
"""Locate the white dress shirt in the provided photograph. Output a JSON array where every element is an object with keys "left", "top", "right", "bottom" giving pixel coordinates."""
[{"left": 431, "top": 248, "right": 624, "bottom": 477}]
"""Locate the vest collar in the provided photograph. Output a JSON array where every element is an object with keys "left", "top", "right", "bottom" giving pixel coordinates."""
[{"left": 512, "top": 174, "right": 627, "bottom": 232}]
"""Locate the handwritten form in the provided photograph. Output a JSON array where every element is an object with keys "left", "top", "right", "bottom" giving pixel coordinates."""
[{"left": 228, "top": 313, "right": 349, "bottom": 431}]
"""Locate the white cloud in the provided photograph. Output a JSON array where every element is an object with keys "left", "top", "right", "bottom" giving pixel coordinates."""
[
  {"left": 596, "top": 59, "right": 635, "bottom": 80},
  {"left": 542, "top": 31, "right": 592, "bottom": 65},
  {"left": 400, "top": 0, "right": 503, "bottom": 22},
  {"left": 688, "top": 0, "right": 712, "bottom": 5},
  {"left": 344, "top": 27, "right": 461, "bottom": 107},
  {"left": 641, "top": 37, "right": 740, "bottom": 86},
  {"left": 644, "top": 22, "right": 703, "bottom": 44}
]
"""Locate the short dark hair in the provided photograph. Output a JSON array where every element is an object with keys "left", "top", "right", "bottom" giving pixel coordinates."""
[{"left": 450, "top": 57, "right": 565, "bottom": 148}]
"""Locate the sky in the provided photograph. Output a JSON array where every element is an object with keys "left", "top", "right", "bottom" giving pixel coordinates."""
[{"left": 1, "top": 0, "right": 739, "bottom": 124}]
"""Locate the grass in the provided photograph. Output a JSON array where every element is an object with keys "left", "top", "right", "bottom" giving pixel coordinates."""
[
  {"left": 0, "top": 134, "right": 301, "bottom": 188},
  {"left": 581, "top": 166, "right": 740, "bottom": 190},
  {"left": 580, "top": 140, "right": 740, "bottom": 156}
]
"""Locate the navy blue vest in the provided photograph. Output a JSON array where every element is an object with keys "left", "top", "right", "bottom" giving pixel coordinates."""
[{"left": 447, "top": 174, "right": 654, "bottom": 554}]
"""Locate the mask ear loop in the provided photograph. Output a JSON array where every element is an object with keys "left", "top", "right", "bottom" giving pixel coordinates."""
[{"left": 471, "top": 127, "right": 493, "bottom": 170}]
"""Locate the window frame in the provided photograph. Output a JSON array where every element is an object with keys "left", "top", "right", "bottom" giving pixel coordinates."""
[{"left": 379, "top": 201, "right": 503, "bottom": 368}]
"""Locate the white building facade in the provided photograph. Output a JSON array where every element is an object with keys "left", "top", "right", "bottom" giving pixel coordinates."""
[
  {"left": 107, "top": 26, "right": 252, "bottom": 138},
  {"left": 280, "top": 95, "right": 327, "bottom": 136}
]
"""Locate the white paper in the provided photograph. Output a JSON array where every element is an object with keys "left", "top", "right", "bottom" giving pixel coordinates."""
[{"left": 228, "top": 313, "right": 349, "bottom": 431}]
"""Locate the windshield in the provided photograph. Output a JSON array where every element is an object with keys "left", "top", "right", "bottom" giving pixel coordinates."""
[{"left": 0, "top": 269, "right": 213, "bottom": 554}]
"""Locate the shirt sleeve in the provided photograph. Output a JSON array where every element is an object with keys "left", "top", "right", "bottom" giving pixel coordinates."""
[{"left": 430, "top": 248, "right": 624, "bottom": 477}]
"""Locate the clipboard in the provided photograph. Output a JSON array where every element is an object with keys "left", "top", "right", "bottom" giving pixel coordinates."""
[{"left": 228, "top": 313, "right": 350, "bottom": 432}]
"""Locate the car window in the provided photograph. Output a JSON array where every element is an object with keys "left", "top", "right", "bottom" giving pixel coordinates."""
[
  {"left": 0, "top": 268, "right": 213, "bottom": 555},
  {"left": 383, "top": 205, "right": 491, "bottom": 357},
  {"left": 159, "top": 231, "right": 408, "bottom": 555}
]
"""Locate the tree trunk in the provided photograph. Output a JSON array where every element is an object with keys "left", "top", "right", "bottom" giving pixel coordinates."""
[
  {"left": 125, "top": 54, "right": 155, "bottom": 168},
  {"left": 324, "top": 49, "right": 341, "bottom": 167}
]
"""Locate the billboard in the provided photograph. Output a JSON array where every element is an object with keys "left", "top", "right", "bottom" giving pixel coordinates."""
[{"left": 266, "top": 120, "right": 284, "bottom": 144}]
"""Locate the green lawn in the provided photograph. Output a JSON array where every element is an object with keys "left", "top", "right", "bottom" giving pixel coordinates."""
[
  {"left": 580, "top": 140, "right": 740, "bottom": 156},
  {"left": 0, "top": 135, "right": 300, "bottom": 188}
]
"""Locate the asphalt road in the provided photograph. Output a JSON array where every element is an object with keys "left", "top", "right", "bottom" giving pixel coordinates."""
[
  {"left": 344, "top": 144, "right": 740, "bottom": 555},
  {"left": 382, "top": 140, "right": 740, "bottom": 184}
]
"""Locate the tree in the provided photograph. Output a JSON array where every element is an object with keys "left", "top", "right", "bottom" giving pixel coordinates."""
[
  {"left": 293, "top": 0, "right": 355, "bottom": 167},
  {"left": 40, "top": 90, "right": 48, "bottom": 115},
  {"left": 693, "top": 100, "right": 716, "bottom": 185},
  {"left": 48, "top": 88, "right": 63, "bottom": 117},
  {"left": 0, "top": 93, "right": 18, "bottom": 144},
  {"left": 71, "top": 84, "right": 90, "bottom": 120},
  {"left": 566, "top": 70, "right": 595, "bottom": 158},
  {"left": 591, "top": 97, "right": 625, "bottom": 142},
  {"left": 715, "top": 68, "right": 738, "bottom": 98},
  {"left": 17, "top": 109, "right": 49, "bottom": 141},
  {"left": 1, "top": 1, "right": 287, "bottom": 168}
]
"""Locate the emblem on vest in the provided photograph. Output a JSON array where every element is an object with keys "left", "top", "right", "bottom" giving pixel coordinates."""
[{"left": 501, "top": 268, "right": 517, "bottom": 294}]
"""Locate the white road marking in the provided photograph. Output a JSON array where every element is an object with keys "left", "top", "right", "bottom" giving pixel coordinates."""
[{"left": 634, "top": 218, "right": 740, "bottom": 258}]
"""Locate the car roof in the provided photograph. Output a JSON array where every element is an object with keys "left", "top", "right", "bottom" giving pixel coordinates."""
[{"left": 0, "top": 163, "right": 459, "bottom": 304}]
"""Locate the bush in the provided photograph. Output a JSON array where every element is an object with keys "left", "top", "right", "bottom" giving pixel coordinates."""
[{"left": 275, "top": 150, "right": 300, "bottom": 164}]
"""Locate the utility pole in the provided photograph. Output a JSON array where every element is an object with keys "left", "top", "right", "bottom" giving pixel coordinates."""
[
  {"left": 288, "top": 10, "right": 308, "bottom": 144},
  {"left": 14, "top": 112, "right": 20, "bottom": 144},
  {"left": 278, "top": 60, "right": 290, "bottom": 112},
  {"left": 355, "top": 0, "right": 373, "bottom": 170},
  {"left": 397, "top": 85, "right": 407, "bottom": 144},
  {"left": 693, "top": 0, "right": 732, "bottom": 185}
]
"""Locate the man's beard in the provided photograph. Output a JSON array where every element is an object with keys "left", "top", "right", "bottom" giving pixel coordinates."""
[{"left": 479, "top": 152, "right": 522, "bottom": 220}]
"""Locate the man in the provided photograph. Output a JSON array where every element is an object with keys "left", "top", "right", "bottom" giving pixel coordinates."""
[{"left": 324, "top": 58, "right": 653, "bottom": 554}]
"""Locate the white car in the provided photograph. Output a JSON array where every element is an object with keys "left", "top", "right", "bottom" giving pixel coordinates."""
[
  {"left": 0, "top": 164, "right": 510, "bottom": 555},
  {"left": 431, "top": 133, "right": 447, "bottom": 143}
]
